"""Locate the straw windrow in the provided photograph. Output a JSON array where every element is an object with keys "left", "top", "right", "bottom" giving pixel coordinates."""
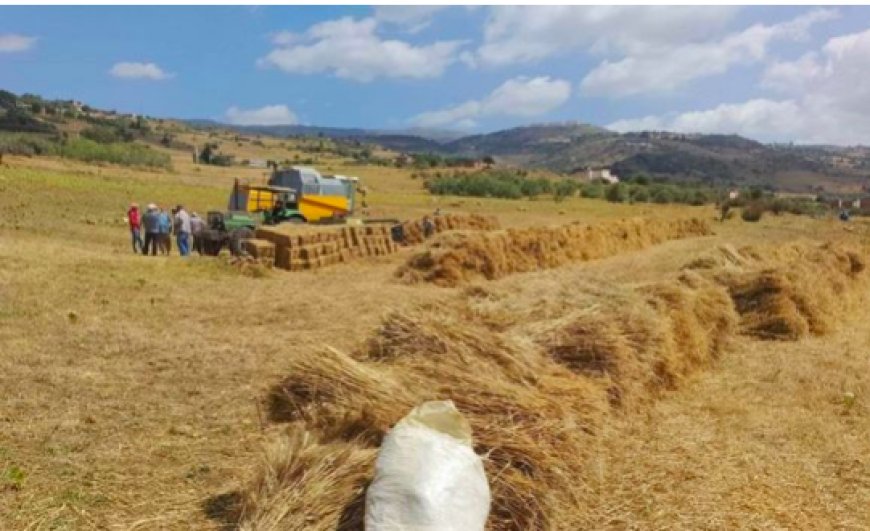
[
  {"left": 235, "top": 239, "right": 870, "bottom": 530},
  {"left": 396, "top": 217, "right": 713, "bottom": 286}
]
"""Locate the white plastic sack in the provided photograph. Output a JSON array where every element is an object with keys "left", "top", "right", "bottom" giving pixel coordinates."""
[{"left": 365, "top": 400, "right": 491, "bottom": 531}]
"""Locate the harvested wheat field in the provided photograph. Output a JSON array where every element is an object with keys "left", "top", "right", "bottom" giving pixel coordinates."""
[{"left": 3, "top": 155, "right": 870, "bottom": 530}]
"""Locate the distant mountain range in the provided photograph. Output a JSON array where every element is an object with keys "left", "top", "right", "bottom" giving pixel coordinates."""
[
  {"left": 188, "top": 119, "right": 870, "bottom": 192},
  {"left": 6, "top": 86, "right": 866, "bottom": 193}
]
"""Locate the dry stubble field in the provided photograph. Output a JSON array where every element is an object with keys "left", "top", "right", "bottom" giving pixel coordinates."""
[{"left": 1, "top": 148, "right": 869, "bottom": 529}]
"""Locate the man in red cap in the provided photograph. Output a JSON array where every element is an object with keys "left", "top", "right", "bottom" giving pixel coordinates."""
[{"left": 127, "top": 202, "right": 143, "bottom": 253}]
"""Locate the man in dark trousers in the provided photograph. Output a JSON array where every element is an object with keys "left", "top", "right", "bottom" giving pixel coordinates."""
[
  {"left": 422, "top": 216, "right": 435, "bottom": 239},
  {"left": 141, "top": 203, "right": 160, "bottom": 256}
]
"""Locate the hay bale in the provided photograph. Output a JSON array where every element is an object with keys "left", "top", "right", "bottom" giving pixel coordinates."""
[
  {"left": 275, "top": 246, "right": 291, "bottom": 270},
  {"left": 242, "top": 239, "right": 276, "bottom": 260}
]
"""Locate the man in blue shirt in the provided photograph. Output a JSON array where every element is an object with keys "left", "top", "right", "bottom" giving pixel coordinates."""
[
  {"left": 157, "top": 207, "right": 172, "bottom": 255},
  {"left": 141, "top": 203, "right": 160, "bottom": 256}
]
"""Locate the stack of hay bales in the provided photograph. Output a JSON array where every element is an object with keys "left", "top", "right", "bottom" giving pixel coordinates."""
[
  {"left": 397, "top": 217, "right": 712, "bottom": 286},
  {"left": 401, "top": 213, "right": 500, "bottom": 245},
  {"left": 254, "top": 224, "right": 399, "bottom": 272}
]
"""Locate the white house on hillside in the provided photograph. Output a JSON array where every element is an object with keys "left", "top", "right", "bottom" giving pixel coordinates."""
[{"left": 587, "top": 168, "right": 619, "bottom": 184}]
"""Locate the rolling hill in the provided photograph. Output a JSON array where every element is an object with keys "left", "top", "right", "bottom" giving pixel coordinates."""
[
  {"left": 192, "top": 119, "right": 870, "bottom": 192},
  {"left": 3, "top": 85, "right": 868, "bottom": 193}
]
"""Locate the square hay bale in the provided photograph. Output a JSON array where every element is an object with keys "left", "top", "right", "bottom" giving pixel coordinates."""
[
  {"left": 243, "top": 239, "right": 276, "bottom": 260},
  {"left": 300, "top": 246, "right": 319, "bottom": 260},
  {"left": 275, "top": 246, "right": 292, "bottom": 270},
  {"left": 255, "top": 226, "right": 295, "bottom": 248}
]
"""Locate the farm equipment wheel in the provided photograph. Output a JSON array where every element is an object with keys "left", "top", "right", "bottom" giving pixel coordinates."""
[{"left": 200, "top": 229, "right": 228, "bottom": 256}]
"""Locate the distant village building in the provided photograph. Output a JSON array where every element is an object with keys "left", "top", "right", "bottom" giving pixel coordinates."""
[
  {"left": 394, "top": 153, "right": 413, "bottom": 167},
  {"left": 829, "top": 196, "right": 870, "bottom": 212},
  {"left": 248, "top": 159, "right": 268, "bottom": 169},
  {"left": 586, "top": 168, "right": 619, "bottom": 184},
  {"left": 728, "top": 189, "right": 740, "bottom": 200}
]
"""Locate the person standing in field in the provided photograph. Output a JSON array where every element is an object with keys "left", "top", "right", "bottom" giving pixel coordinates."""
[
  {"left": 157, "top": 207, "right": 172, "bottom": 255},
  {"left": 141, "top": 203, "right": 160, "bottom": 256},
  {"left": 422, "top": 216, "right": 435, "bottom": 239},
  {"left": 174, "top": 205, "right": 192, "bottom": 257},
  {"left": 190, "top": 212, "right": 205, "bottom": 255},
  {"left": 126, "top": 202, "right": 143, "bottom": 253}
]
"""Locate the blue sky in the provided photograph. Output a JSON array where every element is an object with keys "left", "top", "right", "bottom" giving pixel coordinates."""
[{"left": 3, "top": 6, "right": 870, "bottom": 144}]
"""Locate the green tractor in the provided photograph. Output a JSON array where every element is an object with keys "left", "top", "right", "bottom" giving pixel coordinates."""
[{"left": 199, "top": 210, "right": 259, "bottom": 256}]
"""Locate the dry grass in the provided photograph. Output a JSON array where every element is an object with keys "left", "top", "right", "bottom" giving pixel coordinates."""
[
  {"left": 578, "top": 330, "right": 870, "bottom": 528},
  {"left": 397, "top": 217, "right": 712, "bottom": 286}
]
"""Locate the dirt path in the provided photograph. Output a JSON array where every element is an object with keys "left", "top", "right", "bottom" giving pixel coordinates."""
[{"left": 578, "top": 330, "right": 870, "bottom": 528}]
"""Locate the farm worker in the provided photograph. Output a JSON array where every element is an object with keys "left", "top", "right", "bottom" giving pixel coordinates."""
[
  {"left": 157, "top": 207, "right": 172, "bottom": 255},
  {"left": 422, "top": 216, "right": 435, "bottom": 239},
  {"left": 141, "top": 204, "right": 160, "bottom": 256},
  {"left": 190, "top": 212, "right": 205, "bottom": 255},
  {"left": 174, "top": 205, "right": 192, "bottom": 257},
  {"left": 270, "top": 199, "right": 285, "bottom": 224},
  {"left": 127, "top": 202, "right": 144, "bottom": 253}
]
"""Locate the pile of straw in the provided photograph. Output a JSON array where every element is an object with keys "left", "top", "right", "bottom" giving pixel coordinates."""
[
  {"left": 238, "top": 270, "right": 737, "bottom": 529},
  {"left": 400, "top": 213, "right": 500, "bottom": 245},
  {"left": 255, "top": 224, "right": 399, "bottom": 271},
  {"left": 396, "top": 217, "right": 712, "bottom": 286},
  {"left": 231, "top": 239, "right": 870, "bottom": 529},
  {"left": 710, "top": 242, "right": 867, "bottom": 340}
]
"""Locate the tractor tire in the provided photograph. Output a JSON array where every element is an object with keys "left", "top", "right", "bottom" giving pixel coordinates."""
[{"left": 200, "top": 229, "right": 228, "bottom": 256}]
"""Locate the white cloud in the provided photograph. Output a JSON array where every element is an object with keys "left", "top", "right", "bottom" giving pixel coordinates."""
[
  {"left": 270, "top": 31, "right": 300, "bottom": 46},
  {"left": 109, "top": 62, "right": 171, "bottom": 80},
  {"left": 411, "top": 76, "right": 571, "bottom": 128},
  {"left": 225, "top": 105, "right": 298, "bottom": 126},
  {"left": 608, "top": 26, "right": 870, "bottom": 144},
  {"left": 609, "top": 99, "right": 804, "bottom": 138},
  {"left": 258, "top": 16, "right": 462, "bottom": 82},
  {"left": 581, "top": 9, "right": 838, "bottom": 97},
  {"left": 373, "top": 6, "right": 446, "bottom": 33},
  {"left": 477, "top": 6, "right": 739, "bottom": 66},
  {"left": 0, "top": 34, "right": 36, "bottom": 53}
]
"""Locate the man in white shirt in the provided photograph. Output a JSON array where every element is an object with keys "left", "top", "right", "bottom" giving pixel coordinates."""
[{"left": 173, "top": 205, "right": 192, "bottom": 257}]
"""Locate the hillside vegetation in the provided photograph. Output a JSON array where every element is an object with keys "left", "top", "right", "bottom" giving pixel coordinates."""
[{"left": 217, "top": 121, "right": 870, "bottom": 193}]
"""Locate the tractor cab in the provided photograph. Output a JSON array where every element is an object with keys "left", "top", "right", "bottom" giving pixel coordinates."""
[{"left": 228, "top": 180, "right": 305, "bottom": 225}]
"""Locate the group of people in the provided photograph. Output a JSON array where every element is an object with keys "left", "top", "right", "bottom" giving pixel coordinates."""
[{"left": 126, "top": 203, "right": 206, "bottom": 256}]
